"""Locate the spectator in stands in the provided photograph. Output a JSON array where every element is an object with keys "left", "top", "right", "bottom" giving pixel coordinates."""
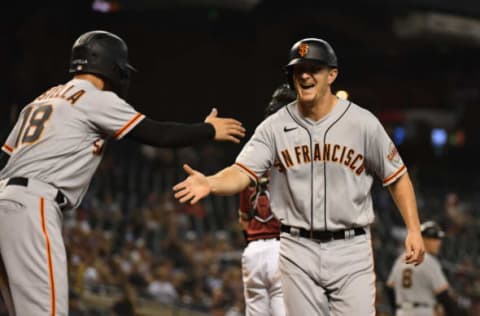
[{"left": 147, "top": 261, "right": 179, "bottom": 305}]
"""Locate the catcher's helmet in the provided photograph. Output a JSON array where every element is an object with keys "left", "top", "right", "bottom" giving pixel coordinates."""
[
  {"left": 420, "top": 221, "right": 445, "bottom": 239},
  {"left": 264, "top": 84, "right": 296, "bottom": 118},
  {"left": 285, "top": 38, "right": 338, "bottom": 88},
  {"left": 69, "top": 30, "right": 136, "bottom": 98}
]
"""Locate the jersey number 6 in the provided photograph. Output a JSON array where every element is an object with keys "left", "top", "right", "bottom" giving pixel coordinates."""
[{"left": 16, "top": 104, "right": 53, "bottom": 146}]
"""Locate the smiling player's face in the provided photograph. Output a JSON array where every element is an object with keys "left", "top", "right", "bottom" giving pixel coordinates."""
[{"left": 293, "top": 62, "right": 337, "bottom": 105}]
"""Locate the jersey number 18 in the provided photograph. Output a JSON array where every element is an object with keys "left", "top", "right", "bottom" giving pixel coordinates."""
[{"left": 15, "top": 104, "right": 53, "bottom": 146}]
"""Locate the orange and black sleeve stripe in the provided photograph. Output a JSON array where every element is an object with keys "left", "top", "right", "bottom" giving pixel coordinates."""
[
  {"left": 114, "top": 113, "right": 146, "bottom": 140},
  {"left": 234, "top": 162, "right": 259, "bottom": 183},
  {"left": 383, "top": 165, "right": 407, "bottom": 186}
]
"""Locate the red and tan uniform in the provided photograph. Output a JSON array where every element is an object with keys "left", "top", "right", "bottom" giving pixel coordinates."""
[
  {"left": 239, "top": 182, "right": 281, "bottom": 243},
  {"left": 239, "top": 179, "right": 285, "bottom": 316}
]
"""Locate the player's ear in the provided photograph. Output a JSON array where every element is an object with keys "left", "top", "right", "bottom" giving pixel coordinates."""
[{"left": 327, "top": 68, "right": 338, "bottom": 85}]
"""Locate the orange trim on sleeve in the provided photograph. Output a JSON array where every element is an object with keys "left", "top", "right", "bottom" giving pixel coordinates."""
[
  {"left": 383, "top": 165, "right": 406, "bottom": 185},
  {"left": 39, "top": 198, "right": 56, "bottom": 316},
  {"left": 2, "top": 144, "right": 14, "bottom": 155},
  {"left": 234, "top": 162, "right": 259, "bottom": 182},
  {"left": 114, "top": 113, "right": 145, "bottom": 139}
]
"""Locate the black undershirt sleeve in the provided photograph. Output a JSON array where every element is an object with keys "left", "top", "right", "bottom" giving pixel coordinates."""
[
  {"left": 385, "top": 285, "right": 396, "bottom": 312},
  {"left": 0, "top": 151, "right": 9, "bottom": 170},
  {"left": 126, "top": 117, "right": 215, "bottom": 148},
  {"left": 436, "top": 289, "right": 466, "bottom": 316}
]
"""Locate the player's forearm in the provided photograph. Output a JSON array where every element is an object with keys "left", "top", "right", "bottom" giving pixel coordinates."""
[
  {"left": 388, "top": 173, "right": 421, "bottom": 232},
  {"left": 436, "top": 290, "right": 466, "bottom": 316},
  {"left": 207, "top": 166, "right": 251, "bottom": 196},
  {"left": 127, "top": 117, "right": 215, "bottom": 147}
]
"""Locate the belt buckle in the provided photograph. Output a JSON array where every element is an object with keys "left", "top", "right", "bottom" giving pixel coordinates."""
[
  {"left": 289, "top": 227, "right": 300, "bottom": 237},
  {"left": 345, "top": 229, "right": 355, "bottom": 240},
  {"left": 58, "top": 197, "right": 68, "bottom": 208},
  {"left": 57, "top": 193, "right": 68, "bottom": 209},
  {"left": 402, "top": 302, "right": 414, "bottom": 309}
]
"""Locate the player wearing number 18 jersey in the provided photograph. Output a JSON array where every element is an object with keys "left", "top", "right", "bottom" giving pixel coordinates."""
[{"left": 0, "top": 30, "right": 245, "bottom": 316}]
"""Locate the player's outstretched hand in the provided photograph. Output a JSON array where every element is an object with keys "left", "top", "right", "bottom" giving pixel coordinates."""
[
  {"left": 173, "top": 164, "right": 211, "bottom": 204},
  {"left": 404, "top": 230, "right": 425, "bottom": 266},
  {"left": 205, "top": 108, "right": 246, "bottom": 144}
]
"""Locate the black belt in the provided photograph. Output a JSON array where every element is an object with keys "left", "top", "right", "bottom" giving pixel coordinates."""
[
  {"left": 281, "top": 225, "right": 365, "bottom": 242},
  {"left": 397, "top": 302, "right": 431, "bottom": 308},
  {"left": 6, "top": 177, "right": 68, "bottom": 210}
]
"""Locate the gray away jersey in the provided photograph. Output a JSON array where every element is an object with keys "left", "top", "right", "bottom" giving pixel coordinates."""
[
  {"left": 0, "top": 78, "right": 145, "bottom": 209},
  {"left": 235, "top": 98, "right": 406, "bottom": 230},
  {"left": 387, "top": 253, "right": 448, "bottom": 306}
]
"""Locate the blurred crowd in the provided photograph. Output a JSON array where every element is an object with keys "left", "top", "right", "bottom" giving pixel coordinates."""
[
  {"left": 62, "top": 141, "right": 246, "bottom": 316},
  {"left": 1, "top": 139, "right": 479, "bottom": 315}
]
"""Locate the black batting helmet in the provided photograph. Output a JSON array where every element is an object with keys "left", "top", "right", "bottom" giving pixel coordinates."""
[
  {"left": 69, "top": 30, "right": 136, "bottom": 98},
  {"left": 264, "top": 84, "right": 296, "bottom": 118},
  {"left": 285, "top": 38, "right": 338, "bottom": 88},
  {"left": 420, "top": 221, "right": 445, "bottom": 239}
]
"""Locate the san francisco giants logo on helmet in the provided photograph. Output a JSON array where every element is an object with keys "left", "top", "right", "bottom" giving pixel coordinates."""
[{"left": 298, "top": 43, "right": 309, "bottom": 57}]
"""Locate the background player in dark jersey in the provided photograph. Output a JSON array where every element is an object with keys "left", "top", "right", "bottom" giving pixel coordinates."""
[{"left": 238, "top": 84, "right": 295, "bottom": 316}]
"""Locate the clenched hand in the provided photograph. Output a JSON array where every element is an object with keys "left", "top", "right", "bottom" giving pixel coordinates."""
[{"left": 404, "top": 230, "right": 425, "bottom": 266}]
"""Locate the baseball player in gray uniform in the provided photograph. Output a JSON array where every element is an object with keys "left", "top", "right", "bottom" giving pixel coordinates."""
[
  {"left": 386, "top": 221, "right": 466, "bottom": 316},
  {"left": 173, "top": 37, "right": 425, "bottom": 316},
  {"left": 0, "top": 30, "right": 245, "bottom": 315}
]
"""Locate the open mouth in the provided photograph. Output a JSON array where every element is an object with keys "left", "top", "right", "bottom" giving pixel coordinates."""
[{"left": 299, "top": 83, "right": 315, "bottom": 90}]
